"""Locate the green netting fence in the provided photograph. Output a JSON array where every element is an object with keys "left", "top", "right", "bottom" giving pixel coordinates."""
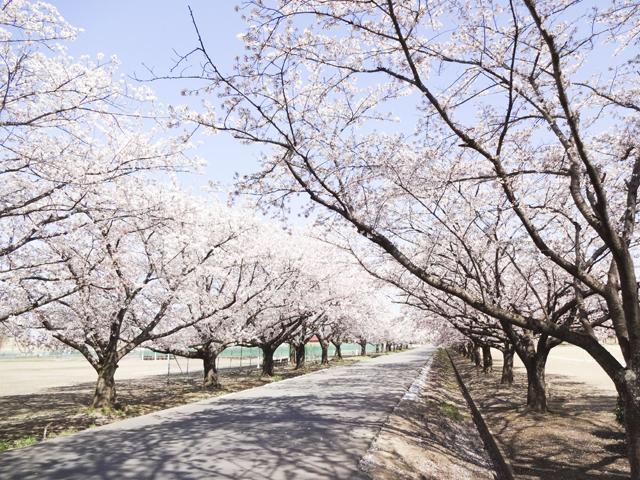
[{"left": 1, "top": 343, "right": 380, "bottom": 364}]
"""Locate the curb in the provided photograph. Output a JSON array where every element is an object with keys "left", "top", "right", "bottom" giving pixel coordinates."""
[{"left": 447, "top": 350, "right": 516, "bottom": 480}]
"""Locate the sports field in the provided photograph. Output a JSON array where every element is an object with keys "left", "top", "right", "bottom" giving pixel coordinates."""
[
  {"left": 0, "top": 343, "right": 375, "bottom": 397},
  {"left": 501, "top": 342, "right": 624, "bottom": 394}
]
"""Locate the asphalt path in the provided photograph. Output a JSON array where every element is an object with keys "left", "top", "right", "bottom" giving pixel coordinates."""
[{"left": 0, "top": 346, "right": 435, "bottom": 480}]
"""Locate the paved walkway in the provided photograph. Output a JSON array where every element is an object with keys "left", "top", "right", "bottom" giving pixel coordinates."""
[{"left": 0, "top": 346, "right": 435, "bottom": 479}]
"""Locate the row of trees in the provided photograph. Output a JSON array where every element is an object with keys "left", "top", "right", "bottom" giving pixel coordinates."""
[
  {"left": 0, "top": 1, "right": 424, "bottom": 409},
  {"left": 174, "top": 0, "right": 640, "bottom": 476}
]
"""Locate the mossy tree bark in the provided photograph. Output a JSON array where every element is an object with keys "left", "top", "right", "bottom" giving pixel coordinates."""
[
  {"left": 260, "top": 343, "right": 277, "bottom": 376},
  {"left": 91, "top": 356, "right": 119, "bottom": 408},
  {"left": 295, "top": 342, "right": 306, "bottom": 369},
  {"left": 359, "top": 339, "right": 367, "bottom": 356}
]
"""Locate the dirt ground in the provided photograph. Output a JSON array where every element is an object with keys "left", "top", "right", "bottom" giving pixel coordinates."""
[
  {"left": 0, "top": 357, "right": 363, "bottom": 449},
  {"left": 451, "top": 347, "right": 630, "bottom": 480}
]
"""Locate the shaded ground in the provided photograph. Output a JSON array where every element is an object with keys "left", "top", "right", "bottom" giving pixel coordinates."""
[
  {"left": 0, "top": 357, "right": 363, "bottom": 448},
  {"left": 361, "top": 348, "right": 501, "bottom": 480},
  {"left": 450, "top": 350, "right": 630, "bottom": 480}
]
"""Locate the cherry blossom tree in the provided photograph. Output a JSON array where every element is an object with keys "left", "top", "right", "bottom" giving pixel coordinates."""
[
  {"left": 389, "top": 230, "right": 609, "bottom": 410},
  {"left": 233, "top": 228, "right": 367, "bottom": 374},
  {"left": 0, "top": 0, "right": 198, "bottom": 324},
  {"left": 6, "top": 185, "right": 248, "bottom": 407},
  {"left": 150, "top": 223, "right": 381, "bottom": 378},
  {"left": 176, "top": 0, "right": 640, "bottom": 473},
  {"left": 149, "top": 253, "right": 292, "bottom": 388}
]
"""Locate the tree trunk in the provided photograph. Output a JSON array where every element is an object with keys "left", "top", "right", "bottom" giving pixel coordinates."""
[
  {"left": 472, "top": 343, "right": 482, "bottom": 367},
  {"left": 295, "top": 342, "right": 306, "bottom": 369},
  {"left": 359, "top": 339, "right": 367, "bottom": 356},
  {"left": 501, "top": 345, "right": 514, "bottom": 385},
  {"left": 523, "top": 351, "right": 549, "bottom": 413},
  {"left": 320, "top": 339, "right": 329, "bottom": 365},
  {"left": 90, "top": 359, "right": 119, "bottom": 408},
  {"left": 202, "top": 347, "right": 221, "bottom": 389},
  {"left": 375, "top": 344, "right": 380, "bottom": 353},
  {"left": 261, "top": 345, "right": 276, "bottom": 376},
  {"left": 333, "top": 341, "right": 342, "bottom": 360},
  {"left": 621, "top": 380, "right": 640, "bottom": 480},
  {"left": 482, "top": 345, "right": 493, "bottom": 374}
]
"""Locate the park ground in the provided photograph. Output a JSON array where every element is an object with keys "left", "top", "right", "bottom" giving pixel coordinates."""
[
  {"left": 454, "top": 344, "right": 629, "bottom": 479},
  {"left": 0, "top": 344, "right": 630, "bottom": 479}
]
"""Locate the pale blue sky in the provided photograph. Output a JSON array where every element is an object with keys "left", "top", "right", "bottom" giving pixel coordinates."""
[{"left": 52, "top": 1, "right": 259, "bottom": 193}]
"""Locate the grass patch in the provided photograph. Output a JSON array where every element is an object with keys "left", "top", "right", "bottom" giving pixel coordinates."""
[
  {"left": 444, "top": 380, "right": 458, "bottom": 390},
  {"left": 14, "top": 436, "right": 37, "bottom": 448},
  {"left": 1, "top": 436, "right": 38, "bottom": 451},
  {"left": 436, "top": 348, "right": 458, "bottom": 391},
  {"left": 0, "top": 435, "right": 43, "bottom": 451},
  {"left": 439, "top": 401, "right": 466, "bottom": 421}
]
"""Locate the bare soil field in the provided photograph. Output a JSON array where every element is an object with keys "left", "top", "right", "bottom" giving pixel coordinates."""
[
  {"left": 0, "top": 356, "right": 364, "bottom": 449},
  {"left": 0, "top": 353, "right": 274, "bottom": 397},
  {"left": 0, "top": 356, "right": 173, "bottom": 397}
]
